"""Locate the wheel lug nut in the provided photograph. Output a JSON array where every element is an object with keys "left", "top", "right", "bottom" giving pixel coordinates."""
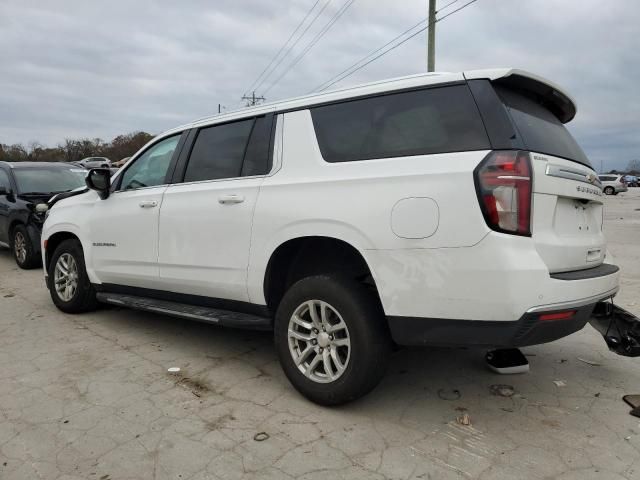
[
  {"left": 319, "top": 348, "right": 323, "bottom": 353},
  {"left": 311, "top": 339, "right": 317, "bottom": 345}
]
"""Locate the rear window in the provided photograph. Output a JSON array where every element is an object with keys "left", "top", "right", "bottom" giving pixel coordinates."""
[
  {"left": 310, "top": 85, "right": 490, "bottom": 162},
  {"left": 494, "top": 85, "right": 591, "bottom": 167}
]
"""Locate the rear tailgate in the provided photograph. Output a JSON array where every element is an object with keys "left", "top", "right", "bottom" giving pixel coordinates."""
[
  {"left": 483, "top": 73, "right": 606, "bottom": 274},
  {"left": 530, "top": 153, "right": 605, "bottom": 272}
]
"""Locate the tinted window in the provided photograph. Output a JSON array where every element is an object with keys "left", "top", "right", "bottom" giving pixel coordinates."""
[
  {"left": 0, "top": 170, "right": 10, "bottom": 190},
  {"left": 184, "top": 119, "right": 254, "bottom": 182},
  {"left": 242, "top": 115, "right": 274, "bottom": 176},
  {"left": 310, "top": 85, "right": 490, "bottom": 162},
  {"left": 495, "top": 85, "right": 591, "bottom": 167},
  {"left": 13, "top": 167, "right": 86, "bottom": 194},
  {"left": 120, "top": 135, "right": 180, "bottom": 190}
]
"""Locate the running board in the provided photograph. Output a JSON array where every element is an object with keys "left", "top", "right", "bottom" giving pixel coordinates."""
[{"left": 96, "top": 292, "right": 272, "bottom": 330}]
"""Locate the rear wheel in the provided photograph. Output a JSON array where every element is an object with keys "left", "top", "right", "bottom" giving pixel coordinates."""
[
  {"left": 11, "top": 225, "right": 39, "bottom": 269},
  {"left": 274, "top": 275, "right": 391, "bottom": 405},
  {"left": 48, "top": 239, "right": 97, "bottom": 313},
  {"left": 604, "top": 186, "right": 615, "bottom": 195}
]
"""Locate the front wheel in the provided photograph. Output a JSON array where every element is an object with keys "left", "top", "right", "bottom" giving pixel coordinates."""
[
  {"left": 48, "top": 239, "right": 98, "bottom": 313},
  {"left": 274, "top": 275, "right": 391, "bottom": 405}
]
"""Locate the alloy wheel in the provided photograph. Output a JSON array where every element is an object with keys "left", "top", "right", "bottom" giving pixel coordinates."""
[
  {"left": 287, "top": 300, "right": 351, "bottom": 383},
  {"left": 54, "top": 253, "right": 79, "bottom": 302},
  {"left": 14, "top": 231, "right": 27, "bottom": 264}
]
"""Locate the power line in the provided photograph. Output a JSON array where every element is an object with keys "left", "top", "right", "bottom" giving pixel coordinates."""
[
  {"left": 311, "top": 18, "right": 426, "bottom": 93},
  {"left": 262, "top": 0, "right": 356, "bottom": 96},
  {"left": 243, "top": 0, "right": 322, "bottom": 97},
  {"left": 252, "top": 0, "right": 334, "bottom": 95},
  {"left": 436, "top": 0, "right": 462, "bottom": 14},
  {"left": 437, "top": 0, "right": 479, "bottom": 22},
  {"left": 313, "top": 0, "right": 479, "bottom": 93}
]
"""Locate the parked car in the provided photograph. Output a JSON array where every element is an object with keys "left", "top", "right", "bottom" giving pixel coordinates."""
[
  {"left": 112, "top": 157, "right": 130, "bottom": 168},
  {"left": 623, "top": 175, "right": 639, "bottom": 187},
  {"left": 0, "top": 162, "right": 86, "bottom": 268},
  {"left": 598, "top": 174, "right": 628, "bottom": 195},
  {"left": 42, "top": 68, "right": 638, "bottom": 404},
  {"left": 78, "top": 157, "right": 111, "bottom": 168}
]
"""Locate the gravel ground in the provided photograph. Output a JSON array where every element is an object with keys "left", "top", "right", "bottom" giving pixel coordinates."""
[{"left": 0, "top": 190, "right": 638, "bottom": 480}]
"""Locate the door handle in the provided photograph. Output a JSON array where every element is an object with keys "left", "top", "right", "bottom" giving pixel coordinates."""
[
  {"left": 218, "top": 195, "right": 245, "bottom": 205},
  {"left": 139, "top": 200, "right": 158, "bottom": 208}
]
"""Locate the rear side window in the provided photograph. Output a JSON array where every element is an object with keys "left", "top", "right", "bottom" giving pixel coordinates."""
[
  {"left": 184, "top": 115, "right": 274, "bottom": 182},
  {"left": 494, "top": 85, "right": 591, "bottom": 167},
  {"left": 241, "top": 115, "right": 274, "bottom": 177},
  {"left": 185, "top": 119, "right": 254, "bottom": 182},
  {"left": 310, "top": 85, "right": 490, "bottom": 162}
]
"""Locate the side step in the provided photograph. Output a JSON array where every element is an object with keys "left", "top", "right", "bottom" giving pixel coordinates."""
[{"left": 96, "top": 292, "right": 272, "bottom": 330}]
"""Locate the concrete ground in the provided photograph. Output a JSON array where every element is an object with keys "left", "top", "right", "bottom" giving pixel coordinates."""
[{"left": 0, "top": 192, "right": 639, "bottom": 480}]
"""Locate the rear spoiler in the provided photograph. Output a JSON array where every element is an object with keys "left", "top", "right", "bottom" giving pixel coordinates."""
[{"left": 464, "top": 69, "right": 577, "bottom": 123}]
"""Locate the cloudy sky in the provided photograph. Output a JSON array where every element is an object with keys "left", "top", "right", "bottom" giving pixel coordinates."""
[{"left": 1, "top": 0, "right": 638, "bottom": 171}]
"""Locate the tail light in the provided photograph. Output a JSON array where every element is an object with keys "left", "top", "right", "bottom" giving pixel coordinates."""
[{"left": 474, "top": 150, "right": 532, "bottom": 236}]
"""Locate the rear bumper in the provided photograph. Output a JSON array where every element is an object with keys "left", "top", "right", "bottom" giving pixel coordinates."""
[
  {"left": 388, "top": 297, "right": 605, "bottom": 347},
  {"left": 366, "top": 233, "right": 620, "bottom": 322}
]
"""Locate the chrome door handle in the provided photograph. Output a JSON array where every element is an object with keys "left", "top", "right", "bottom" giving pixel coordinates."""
[
  {"left": 139, "top": 200, "right": 158, "bottom": 208},
  {"left": 218, "top": 195, "right": 245, "bottom": 205}
]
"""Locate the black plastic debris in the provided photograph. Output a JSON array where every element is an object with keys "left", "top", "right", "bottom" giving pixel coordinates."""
[
  {"left": 623, "top": 395, "right": 640, "bottom": 418},
  {"left": 590, "top": 302, "right": 640, "bottom": 357},
  {"left": 485, "top": 348, "right": 529, "bottom": 374}
]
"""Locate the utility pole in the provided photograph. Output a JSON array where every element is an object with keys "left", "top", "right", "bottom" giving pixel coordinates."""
[
  {"left": 427, "top": 0, "right": 436, "bottom": 72},
  {"left": 241, "top": 91, "right": 266, "bottom": 107}
]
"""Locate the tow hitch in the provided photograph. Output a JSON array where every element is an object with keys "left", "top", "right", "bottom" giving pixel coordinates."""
[{"left": 589, "top": 300, "right": 640, "bottom": 357}]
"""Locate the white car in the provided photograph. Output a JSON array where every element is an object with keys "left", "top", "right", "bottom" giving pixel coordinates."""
[
  {"left": 598, "top": 174, "right": 628, "bottom": 195},
  {"left": 41, "top": 68, "right": 639, "bottom": 404},
  {"left": 78, "top": 157, "right": 111, "bottom": 168}
]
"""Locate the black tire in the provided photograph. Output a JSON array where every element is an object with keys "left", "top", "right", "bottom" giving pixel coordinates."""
[
  {"left": 47, "top": 239, "right": 98, "bottom": 313},
  {"left": 274, "top": 275, "right": 391, "bottom": 405},
  {"left": 11, "top": 224, "right": 40, "bottom": 269},
  {"left": 604, "top": 186, "right": 615, "bottom": 195}
]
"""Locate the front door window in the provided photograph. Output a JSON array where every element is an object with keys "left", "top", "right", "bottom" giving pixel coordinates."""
[{"left": 119, "top": 135, "right": 180, "bottom": 190}]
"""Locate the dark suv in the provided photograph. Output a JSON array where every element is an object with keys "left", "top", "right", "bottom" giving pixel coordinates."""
[{"left": 0, "top": 162, "right": 86, "bottom": 268}]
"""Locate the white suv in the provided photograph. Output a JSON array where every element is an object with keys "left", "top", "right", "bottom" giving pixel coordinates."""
[
  {"left": 42, "top": 69, "right": 636, "bottom": 404},
  {"left": 78, "top": 157, "right": 111, "bottom": 168}
]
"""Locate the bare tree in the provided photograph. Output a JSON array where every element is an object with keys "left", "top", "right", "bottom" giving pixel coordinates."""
[{"left": 627, "top": 159, "right": 640, "bottom": 174}]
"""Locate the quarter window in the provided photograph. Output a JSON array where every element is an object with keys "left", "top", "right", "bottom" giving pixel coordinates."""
[
  {"left": 310, "top": 85, "right": 490, "bottom": 162},
  {"left": 120, "top": 135, "right": 180, "bottom": 190}
]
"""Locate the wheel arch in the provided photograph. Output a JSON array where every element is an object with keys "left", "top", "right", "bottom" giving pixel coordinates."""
[
  {"left": 44, "top": 231, "right": 81, "bottom": 273},
  {"left": 262, "top": 235, "right": 382, "bottom": 316}
]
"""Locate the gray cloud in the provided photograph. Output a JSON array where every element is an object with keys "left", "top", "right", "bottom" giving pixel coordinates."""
[{"left": 0, "top": 0, "right": 638, "bottom": 171}]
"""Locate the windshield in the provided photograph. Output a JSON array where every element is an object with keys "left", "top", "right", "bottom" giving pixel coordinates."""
[
  {"left": 495, "top": 85, "right": 591, "bottom": 167},
  {"left": 13, "top": 167, "right": 86, "bottom": 194}
]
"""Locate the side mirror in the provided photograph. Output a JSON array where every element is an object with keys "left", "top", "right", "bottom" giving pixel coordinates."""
[
  {"left": 0, "top": 186, "right": 8, "bottom": 196},
  {"left": 86, "top": 168, "right": 111, "bottom": 200}
]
